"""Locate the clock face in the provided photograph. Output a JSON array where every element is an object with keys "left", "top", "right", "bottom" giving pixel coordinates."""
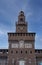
[
  {"left": 18, "top": 27, "right": 24, "bottom": 30},
  {"left": 20, "top": 27, "right": 24, "bottom": 30},
  {"left": 20, "top": 27, "right": 23, "bottom": 30}
]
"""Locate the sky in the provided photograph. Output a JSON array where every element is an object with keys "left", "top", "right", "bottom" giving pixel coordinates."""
[{"left": 0, "top": 0, "right": 42, "bottom": 49}]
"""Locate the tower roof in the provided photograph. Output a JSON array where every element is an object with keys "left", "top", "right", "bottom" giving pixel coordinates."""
[{"left": 19, "top": 11, "right": 24, "bottom": 16}]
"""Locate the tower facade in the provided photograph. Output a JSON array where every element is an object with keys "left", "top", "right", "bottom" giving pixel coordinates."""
[{"left": 8, "top": 11, "right": 36, "bottom": 65}]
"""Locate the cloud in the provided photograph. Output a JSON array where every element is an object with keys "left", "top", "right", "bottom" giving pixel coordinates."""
[
  {"left": 0, "top": 30, "right": 6, "bottom": 35},
  {"left": 26, "top": 12, "right": 33, "bottom": 19},
  {"left": 40, "top": 38, "right": 42, "bottom": 42}
]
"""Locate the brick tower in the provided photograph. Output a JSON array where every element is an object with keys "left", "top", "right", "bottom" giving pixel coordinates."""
[{"left": 8, "top": 11, "right": 36, "bottom": 65}]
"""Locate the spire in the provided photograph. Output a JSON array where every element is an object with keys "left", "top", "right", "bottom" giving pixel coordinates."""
[{"left": 19, "top": 11, "right": 24, "bottom": 16}]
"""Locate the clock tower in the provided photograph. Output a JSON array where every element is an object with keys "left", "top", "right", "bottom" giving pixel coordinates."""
[
  {"left": 8, "top": 11, "right": 36, "bottom": 65},
  {"left": 16, "top": 11, "right": 27, "bottom": 33}
]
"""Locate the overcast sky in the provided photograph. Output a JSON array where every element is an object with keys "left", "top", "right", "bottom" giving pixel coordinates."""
[{"left": 0, "top": 0, "right": 42, "bottom": 49}]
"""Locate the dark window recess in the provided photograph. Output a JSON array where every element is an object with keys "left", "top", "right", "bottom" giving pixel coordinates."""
[
  {"left": 23, "top": 33, "right": 25, "bottom": 36},
  {"left": 3, "top": 50, "right": 5, "bottom": 53},
  {"left": 16, "top": 51, "right": 18, "bottom": 53},
  {"left": 11, "top": 51, "right": 13, "bottom": 53},
  {"left": 30, "top": 51, "right": 32, "bottom": 54},
  {"left": 20, "top": 18, "right": 23, "bottom": 21},
  {"left": 38, "top": 50, "right": 40, "bottom": 53},
  {"left": 21, "top": 51, "right": 22, "bottom": 53},
  {"left": 13, "top": 33, "right": 14, "bottom": 36},
  {"left": 32, "top": 34, "right": 33, "bottom": 36},
  {"left": 41, "top": 50, "right": 42, "bottom": 53},
  {"left": 25, "top": 51, "right": 27, "bottom": 54},
  {"left": 21, "top": 33, "right": 22, "bottom": 36}
]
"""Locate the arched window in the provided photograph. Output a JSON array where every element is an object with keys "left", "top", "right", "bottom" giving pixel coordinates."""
[{"left": 20, "top": 18, "right": 23, "bottom": 21}]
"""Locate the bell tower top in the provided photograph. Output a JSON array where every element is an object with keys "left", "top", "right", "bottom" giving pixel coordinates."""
[
  {"left": 16, "top": 11, "right": 28, "bottom": 33},
  {"left": 18, "top": 11, "right": 25, "bottom": 23},
  {"left": 19, "top": 11, "right": 24, "bottom": 15},
  {"left": 19, "top": 11, "right": 25, "bottom": 17}
]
